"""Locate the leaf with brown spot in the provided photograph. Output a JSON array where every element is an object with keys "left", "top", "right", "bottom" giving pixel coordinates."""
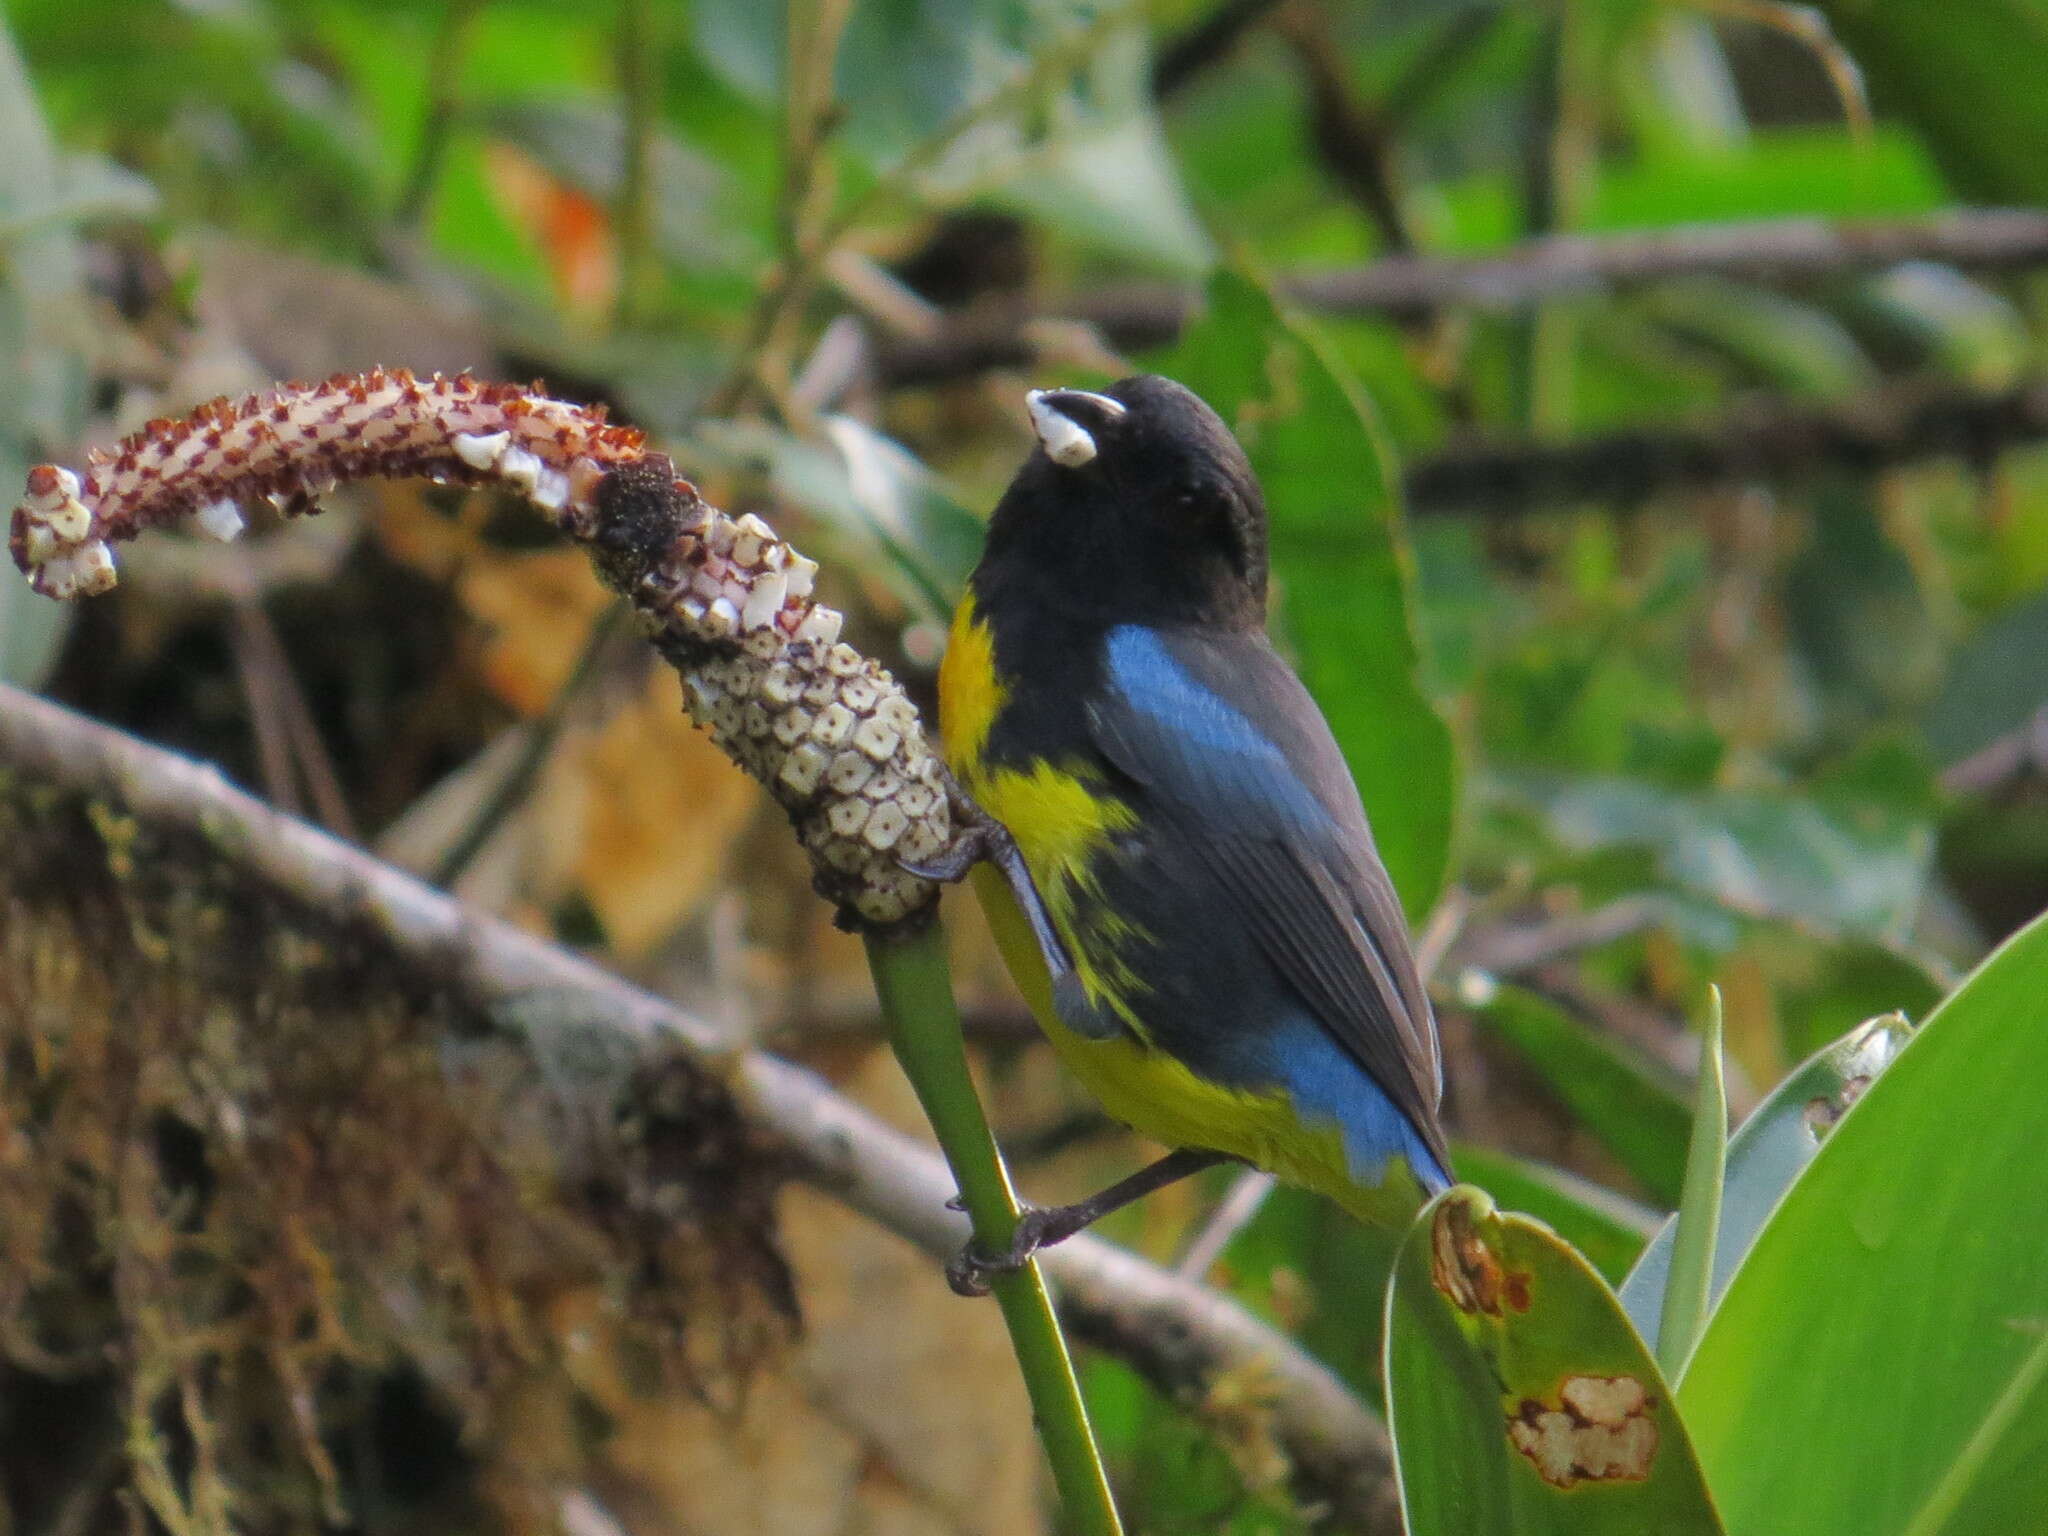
[{"left": 1385, "top": 1187, "right": 1725, "bottom": 1534}]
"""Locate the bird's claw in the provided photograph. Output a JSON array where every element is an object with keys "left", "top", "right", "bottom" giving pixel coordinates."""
[
  {"left": 900, "top": 820, "right": 994, "bottom": 883},
  {"left": 945, "top": 1207, "right": 1072, "bottom": 1298}
]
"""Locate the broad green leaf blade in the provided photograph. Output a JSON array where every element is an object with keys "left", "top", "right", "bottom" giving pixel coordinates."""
[
  {"left": 1815, "top": 0, "right": 2048, "bottom": 204},
  {"left": 1466, "top": 982, "right": 1691, "bottom": 1205},
  {"left": 1384, "top": 1188, "right": 1724, "bottom": 1535},
  {"left": 1619, "top": 1009, "right": 1914, "bottom": 1353},
  {"left": 1655, "top": 988, "right": 1725, "bottom": 1383},
  {"left": 1450, "top": 1145, "right": 1659, "bottom": 1287},
  {"left": 1506, "top": 771, "right": 1934, "bottom": 944},
  {"left": 1924, "top": 588, "right": 2048, "bottom": 768},
  {"left": 1158, "top": 270, "right": 1456, "bottom": 921},
  {"left": 1681, "top": 912, "right": 2048, "bottom": 1535},
  {"left": 1632, "top": 278, "right": 1875, "bottom": 399}
]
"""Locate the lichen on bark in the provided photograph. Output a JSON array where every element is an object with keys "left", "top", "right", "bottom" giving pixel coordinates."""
[{"left": 0, "top": 757, "right": 795, "bottom": 1535}]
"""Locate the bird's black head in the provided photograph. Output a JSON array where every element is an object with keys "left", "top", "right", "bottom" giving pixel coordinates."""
[{"left": 978, "top": 374, "right": 1268, "bottom": 631}]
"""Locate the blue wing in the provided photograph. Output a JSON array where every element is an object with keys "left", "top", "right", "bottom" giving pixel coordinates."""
[{"left": 1090, "top": 623, "right": 1450, "bottom": 1187}]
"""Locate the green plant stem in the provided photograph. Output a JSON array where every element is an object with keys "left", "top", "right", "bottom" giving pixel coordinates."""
[
  {"left": 613, "top": 0, "right": 656, "bottom": 327},
  {"left": 395, "top": 0, "right": 483, "bottom": 230},
  {"left": 863, "top": 924, "right": 1124, "bottom": 1536},
  {"left": 1658, "top": 984, "right": 1727, "bottom": 1383}
]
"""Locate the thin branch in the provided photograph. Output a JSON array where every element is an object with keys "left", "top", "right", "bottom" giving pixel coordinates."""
[
  {"left": 1938, "top": 705, "right": 2048, "bottom": 796},
  {"left": 1440, "top": 895, "right": 1669, "bottom": 979},
  {"left": 0, "top": 681, "right": 1397, "bottom": 1530},
  {"left": 871, "top": 208, "right": 2048, "bottom": 386},
  {"left": 1173, "top": 1168, "right": 1279, "bottom": 1282},
  {"left": 1403, "top": 377, "right": 2048, "bottom": 514},
  {"left": 1153, "top": 0, "right": 1284, "bottom": 99},
  {"left": 1274, "top": 3, "right": 1414, "bottom": 253}
]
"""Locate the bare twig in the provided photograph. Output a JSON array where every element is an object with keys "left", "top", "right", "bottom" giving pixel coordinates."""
[
  {"left": 1153, "top": 0, "right": 1284, "bottom": 99},
  {"left": 712, "top": 0, "right": 1142, "bottom": 414},
  {"left": 1274, "top": 4, "right": 1414, "bottom": 253},
  {"left": 1440, "top": 896, "right": 1669, "bottom": 978},
  {"left": 1939, "top": 704, "right": 2048, "bottom": 796},
  {"left": 1404, "top": 377, "right": 2048, "bottom": 514},
  {"left": 1173, "top": 1168, "right": 1279, "bottom": 1282},
  {"left": 872, "top": 209, "right": 2048, "bottom": 386},
  {"left": 226, "top": 585, "right": 357, "bottom": 838},
  {"left": 0, "top": 682, "right": 1397, "bottom": 1529}
]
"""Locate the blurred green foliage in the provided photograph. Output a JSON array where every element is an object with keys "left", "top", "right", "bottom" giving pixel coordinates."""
[{"left": 6, "top": 0, "right": 2048, "bottom": 1530}]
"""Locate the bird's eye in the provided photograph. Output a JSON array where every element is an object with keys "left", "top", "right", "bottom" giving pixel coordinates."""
[{"left": 1026, "top": 389, "right": 1126, "bottom": 468}]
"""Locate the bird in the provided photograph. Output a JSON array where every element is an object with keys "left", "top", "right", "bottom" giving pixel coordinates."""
[{"left": 930, "top": 374, "right": 1451, "bottom": 1292}]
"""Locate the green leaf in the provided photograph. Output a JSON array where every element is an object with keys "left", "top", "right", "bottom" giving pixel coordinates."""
[
  {"left": 1156, "top": 269, "right": 1456, "bottom": 921},
  {"left": 0, "top": 12, "right": 83, "bottom": 685},
  {"left": 1815, "top": 0, "right": 2048, "bottom": 204},
  {"left": 1925, "top": 588, "right": 2048, "bottom": 766},
  {"left": 1450, "top": 1145, "right": 1660, "bottom": 1286},
  {"left": 1080, "top": 1356, "right": 1313, "bottom": 1534},
  {"left": 1504, "top": 772, "right": 1934, "bottom": 944},
  {"left": 1631, "top": 278, "right": 1875, "bottom": 400},
  {"left": 1619, "top": 1009, "right": 1914, "bottom": 1356},
  {"left": 1654, "top": 987, "right": 1725, "bottom": 1383},
  {"left": 692, "top": 0, "right": 1211, "bottom": 270},
  {"left": 1846, "top": 264, "right": 2030, "bottom": 393},
  {"left": 1384, "top": 1188, "right": 1724, "bottom": 1535},
  {"left": 1680, "top": 911, "right": 2048, "bottom": 1534},
  {"left": 1466, "top": 981, "right": 1692, "bottom": 1205}
]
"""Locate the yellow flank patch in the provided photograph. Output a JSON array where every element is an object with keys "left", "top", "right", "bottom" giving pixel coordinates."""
[
  {"left": 937, "top": 592, "right": 1004, "bottom": 770},
  {"left": 971, "top": 837, "right": 1423, "bottom": 1226}
]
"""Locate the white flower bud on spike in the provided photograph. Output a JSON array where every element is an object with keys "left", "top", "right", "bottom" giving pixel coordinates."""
[
  {"left": 452, "top": 431, "right": 510, "bottom": 470},
  {"left": 497, "top": 445, "right": 544, "bottom": 495},
  {"left": 192, "top": 498, "right": 245, "bottom": 542},
  {"left": 71, "top": 540, "right": 117, "bottom": 595},
  {"left": 8, "top": 367, "right": 950, "bottom": 926},
  {"left": 741, "top": 570, "right": 787, "bottom": 631},
  {"left": 38, "top": 551, "right": 79, "bottom": 599},
  {"left": 796, "top": 606, "right": 843, "bottom": 647},
  {"left": 784, "top": 554, "right": 818, "bottom": 600},
  {"left": 532, "top": 467, "right": 571, "bottom": 512},
  {"left": 731, "top": 521, "right": 765, "bottom": 568}
]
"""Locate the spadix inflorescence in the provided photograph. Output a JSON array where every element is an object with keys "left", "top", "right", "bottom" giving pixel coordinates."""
[{"left": 7, "top": 369, "right": 948, "bottom": 925}]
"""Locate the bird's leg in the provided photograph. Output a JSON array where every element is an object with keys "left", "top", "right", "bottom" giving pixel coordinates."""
[
  {"left": 947, "top": 1148, "right": 1235, "bottom": 1297},
  {"left": 901, "top": 769, "right": 1076, "bottom": 986}
]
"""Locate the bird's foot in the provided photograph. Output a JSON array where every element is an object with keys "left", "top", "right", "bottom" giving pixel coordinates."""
[
  {"left": 899, "top": 768, "right": 1008, "bottom": 883},
  {"left": 899, "top": 816, "right": 1000, "bottom": 883},
  {"left": 945, "top": 1206, "right": 1090, "bottom": 1298}
]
